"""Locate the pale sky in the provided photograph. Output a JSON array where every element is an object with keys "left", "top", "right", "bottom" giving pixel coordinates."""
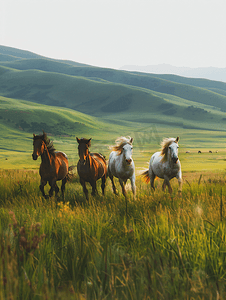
[{"left": 1, "top": 0, "right": 226, "bottom": 69}]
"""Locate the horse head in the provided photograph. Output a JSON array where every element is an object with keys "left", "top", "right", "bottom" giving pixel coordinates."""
[
  {"left": 123, "top": 138, "right": 133, "bottom": 165},
  {"left": 168, "top": 136, "right": 179, "bottom": 163},
  {"left": 76, "top": 137, "right": 91, "bottom": 163},
  {"left": 32, "top": 133, "right": 46, "bottom": 160}
]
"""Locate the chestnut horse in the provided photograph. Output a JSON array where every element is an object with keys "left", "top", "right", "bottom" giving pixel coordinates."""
[
  {"left": 32, "top": 131, "right": 69, "bottom": 198},
  {"left": 76, "top": 137, "right": 107, "bottom": 200}
]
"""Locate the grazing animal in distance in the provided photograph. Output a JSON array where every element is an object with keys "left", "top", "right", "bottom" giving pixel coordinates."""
[
  {"left": 108, "top": 136, "right": 136, "bottom": 200},
  {"left": 32, "top": 131, "right": 69, "bottom": 198},
  {"left": 76, "top": 137, "right": 107, "bottom": 200},
  {"left": 198, "top": 150, "right": 202, "bottom": 153},
  {"left": 141, "top": 136, "right": 182, "bottom": 194}
]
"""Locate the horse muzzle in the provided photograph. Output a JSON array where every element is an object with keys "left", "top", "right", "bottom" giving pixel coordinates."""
[
  {"left": 126, "top": 158, "right": 132, "bottom": 165},
  {"left": 32, "top": 153, "right": 38, "bottom": 160},
  {"left": 172, "top": 157, "right": 178, "bottom": 163},
  {"left": 79, "top": 159, "right": 86, "bottom": 165}
]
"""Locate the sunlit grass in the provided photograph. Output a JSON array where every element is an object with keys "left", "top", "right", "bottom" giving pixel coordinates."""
[{"left": 1, "top": 169, "right": 226, "bottom": 298}]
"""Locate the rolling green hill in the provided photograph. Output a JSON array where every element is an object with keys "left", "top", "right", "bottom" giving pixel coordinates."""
[
  {"left": 1, "top": 45, "right": 226, "bottom": 170},
  {"left": 0, "top": 95, "right": 137, "bottom": 168},
  {"left": 1, "top": 94, "right": 226, "bottom": 171},
  {"left": 0, "top": 95, "right": 122, "bottom": 137},
  {"left": 1, "top": 54, "right": 226, "bottom": 112},
  {"left": 0, "top": 63, "right": 226, "bottom": 132}
]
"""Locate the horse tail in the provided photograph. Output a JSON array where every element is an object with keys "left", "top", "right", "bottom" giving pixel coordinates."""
[{"left": 140, "top": 169, "right": 150, "bottom": 183}]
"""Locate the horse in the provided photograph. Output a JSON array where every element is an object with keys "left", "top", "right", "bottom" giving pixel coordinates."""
[
  {"left": 141, "top": 136, "right": 182, "bottom": 194},
  {"left": 108, "top": 136, "right": 136, "bottom": 200},
  {"left": 32, "top": 131, "right": 69, "bottom": 198},
  {"left": 76, "top": 137, "right": 107, "bottom": 200}
]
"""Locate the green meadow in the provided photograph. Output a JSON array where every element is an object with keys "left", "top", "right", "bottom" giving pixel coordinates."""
[
  {"left": 1, "top": 45, "right": 226, "bottom": 299},
  {"left": 1, "top": 168, "right": 226, "bottom": 299},
  {"left": 1, "top": 111, "right": 226, "bottom": 298}
]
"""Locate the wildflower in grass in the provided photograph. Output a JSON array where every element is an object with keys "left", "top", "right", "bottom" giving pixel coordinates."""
[{"left": 57, "top": 201, "right": 76, "bottom": 221}]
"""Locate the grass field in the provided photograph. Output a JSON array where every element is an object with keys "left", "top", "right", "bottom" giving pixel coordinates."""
[
  {"left": 1, "top": 167, "right": 226, "bottom": 299},
  {"left": 1, "top": 125, "right": 226, "bottom": 299}
]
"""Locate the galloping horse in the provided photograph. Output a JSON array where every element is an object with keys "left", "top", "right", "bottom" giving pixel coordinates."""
[
  {"left": 108, "top": 136, "right": 136, "bottom": 200},
  {"left": 76, "top": 137, "right": 107, "bottom": 200},
  {"left": 32, "top": 131, "right": 69, "bottom": 198},
  {"left": 141, "top": 136, "right": 182, "bottom": 194}
]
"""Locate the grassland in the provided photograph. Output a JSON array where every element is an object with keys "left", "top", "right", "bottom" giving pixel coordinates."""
[{"left": 1, "top": 167, "right": 226, "bottom": 299}]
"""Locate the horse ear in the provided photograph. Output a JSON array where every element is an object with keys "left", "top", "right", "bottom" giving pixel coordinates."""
[
  {"left": 175, "top": 136, "right": 179, "bottom": 143},
  {"left": 33, "top": 133, "right": 36, "bottom": 137},
  {"left": 87, "top": 138, "right": 92, "bottom": 147},
  {"left": 130, "top": 137, "right": 133, "bottom": 144},
  {"left": 76, "top": 137, "right": 80, "bottom": 144}
]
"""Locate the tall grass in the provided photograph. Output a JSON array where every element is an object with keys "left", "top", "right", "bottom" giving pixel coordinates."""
[{"left": 1, "top": 169, "right": 226, "bottom": 299}]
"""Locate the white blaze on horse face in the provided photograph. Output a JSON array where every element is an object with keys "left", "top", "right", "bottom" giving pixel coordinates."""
[
  {"left": 169, "top": 142, "right": 179, "bottom": 163},
  {"left": 123, "top": 144, "right": 133, "bottom": 165}
]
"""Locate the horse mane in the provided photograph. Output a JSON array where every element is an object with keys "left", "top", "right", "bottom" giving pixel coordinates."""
[
  {"left": 33, "top": 132, "right": 56, "bottom": 156},
  {"left": 160, "top": 137, "right": 178, "bottom": 162},
  {"left": 110, "top": 136, "right": 133, "bottom": 155}
]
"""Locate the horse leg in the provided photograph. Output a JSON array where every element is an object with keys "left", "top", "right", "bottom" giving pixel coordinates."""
[
  {"left": 90, "top": 180, "right": 97, "bottom": 196},
  {"left": 163, "top": 176, "right": 172, "bottom": 193},
  {"left": 101, "top": 175, "right": 106, "bottom": 196},
  {"left": 54, "top": 183, "right": 60, "bottom": 197},
  {"left": 39, "top": 180, "right": 48, "bottom": 198},
  {"left": 119, "top": 178, "right": 126, "bottom": 197},
  {"left": 80, "top": 178, "right": 88, "bottom": 200},
  {"left": 109, "top": 173, "right": 117, "bottom": 195},
  {"left": 162, "top": 181, "right": 166, "bottom": 191},
  {"left": 167, "top": 182, "right": 172, "bottom": 194},
  {"left": 176, "top": 170, "right": 182, "bottom": 195},
  {"left": 49, "top": 180, "right": 57, "bottom": 198},
  {"left": 150, "top": 170, "right": 156, "bottom": 191},
  {"left": 130, "top": 174, "right": 136, "bottom": 200},
  {"left": 61, "top": 177, "right": 67, "bottom": 199}
]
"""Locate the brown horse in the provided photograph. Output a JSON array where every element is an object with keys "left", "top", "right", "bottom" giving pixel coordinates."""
[
  {"left": 76, "top": 137, "right": 107, "bottom": 200},
  {"left": 32, "top": 131, "right": 69, "bottom": 198}
]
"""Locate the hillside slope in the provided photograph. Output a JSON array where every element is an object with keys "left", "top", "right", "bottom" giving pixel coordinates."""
[
  {"left": 1, "top": 65, "right": 226, "bottom": 132},
  {"left": 0, "top": 95, "right": 131, "bottom": 146},
  {"left": 1, "top": 45, "right": 226, "bottom": 133},
  {"left": 1, "top": 57, "right": 226, "bottom": 112}
]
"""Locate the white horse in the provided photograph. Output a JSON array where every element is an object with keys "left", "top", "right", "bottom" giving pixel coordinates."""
[
  {"left": 141, "top": 136, "right": 182, "bottom": 193},
  {"left": 108, "top": 136, "right": 136, "bottom": 200}
]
